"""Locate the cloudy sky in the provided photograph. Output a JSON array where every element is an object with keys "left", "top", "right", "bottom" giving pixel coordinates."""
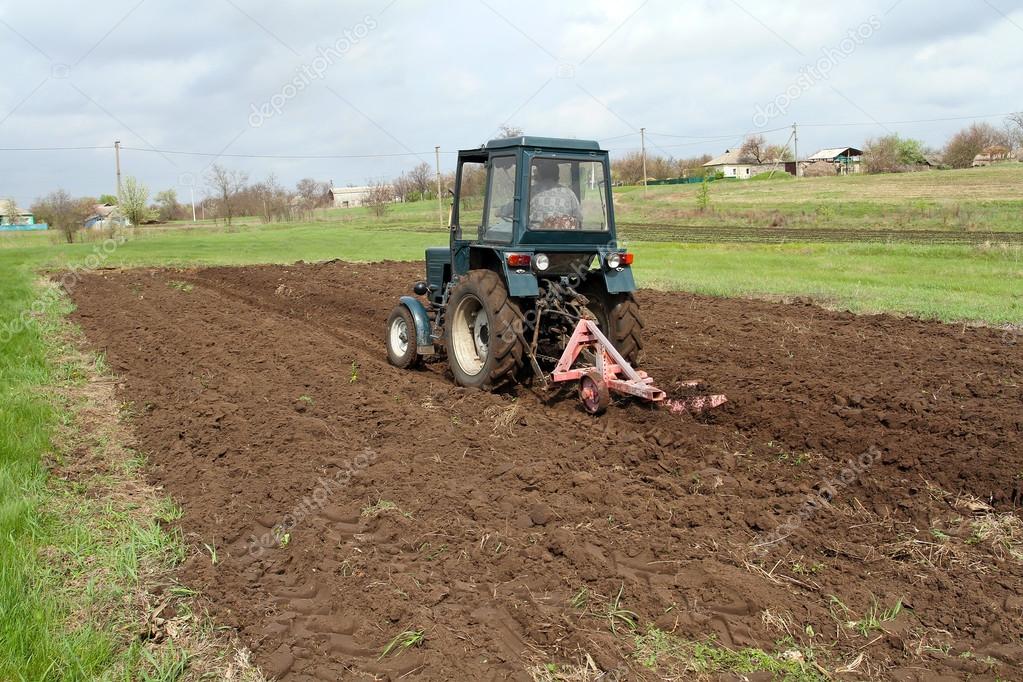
[{"left": 1, "top": 0, "right": 1021, "bottom": 206}]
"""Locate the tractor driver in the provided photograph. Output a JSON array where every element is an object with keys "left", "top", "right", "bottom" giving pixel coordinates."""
[{"left": 529, "top": 160, "right": 583, "bottom": 230}]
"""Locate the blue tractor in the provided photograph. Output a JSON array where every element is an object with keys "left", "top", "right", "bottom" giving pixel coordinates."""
[{"left": 385, "top": 136, "right": 642, "bottom": 395}]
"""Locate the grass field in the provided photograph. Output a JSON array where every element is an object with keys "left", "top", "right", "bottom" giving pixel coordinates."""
[
  {"left": 614, "top": 163, "right": 1023, "bottom": 232},
  {"left": 0, "top": 167, "right": 1020, "bottom": 678}
]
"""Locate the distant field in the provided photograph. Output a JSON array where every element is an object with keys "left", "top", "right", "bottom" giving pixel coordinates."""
[{"left": 614, "top": 163, "right": 1023, "bottom": 233}]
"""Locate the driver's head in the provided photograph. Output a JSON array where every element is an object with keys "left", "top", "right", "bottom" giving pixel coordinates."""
[{"left": 534, "top": 160, "right": 560, "bottom": 185}]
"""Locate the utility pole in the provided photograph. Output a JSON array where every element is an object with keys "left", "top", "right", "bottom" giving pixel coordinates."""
[
  {"left": 792, "top": 123, "right": 799, "bottom": 178},
  {"left": 114, "top": 140, "right": 122, "bottom": 200},
  {"left": 189, "top": 185, "right": 196, "bottom": 222},
  {"left": 640, "top": 127, "right": 648, "bottom": 197},
  {"left": 435, "top": 146, "right": 444, "bottom": 227}
]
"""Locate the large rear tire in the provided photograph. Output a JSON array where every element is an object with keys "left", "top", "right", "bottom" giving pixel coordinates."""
[
  {"left": 583, "top": 289, "right": 644, "bottom": 366},
  {"left": 445, "top": 270, "right": 525, "bottom": 390}
]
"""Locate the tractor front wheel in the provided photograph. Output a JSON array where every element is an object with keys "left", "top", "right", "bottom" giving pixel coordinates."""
[
  {"left": 385, "top": 304, "right": 421, "bottom": 369},
  {"left": 445, "top": 270, "right": 525, "bottom": 390}
]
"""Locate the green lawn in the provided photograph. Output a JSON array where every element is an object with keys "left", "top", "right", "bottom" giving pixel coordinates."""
[{"left": 613, "top": 163, "right": 1023, "bottom": 232}]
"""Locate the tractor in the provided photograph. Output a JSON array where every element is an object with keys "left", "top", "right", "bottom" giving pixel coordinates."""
[{"left": 385, "top": 136, "right": 723, "bottom": 415}]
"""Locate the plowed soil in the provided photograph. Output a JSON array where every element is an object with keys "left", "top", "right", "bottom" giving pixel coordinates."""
[{"left": 68, "top": 261, "right": 1023, "bottom": 681}]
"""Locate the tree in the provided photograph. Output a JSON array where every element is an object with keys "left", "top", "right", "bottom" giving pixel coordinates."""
[
  {"left": 739, "top": 135, "right": 768, "bottom": 163},
  {"left": 364, "top": 182, "right": 394, "bottom": 217},
  {"left": 406, "top": 162, "right": 433, "bottom": 197},
  {"left": 206, "top": 164, "right": 249, "bottom": 225},
  {"left": 98, "top": 193, "right": 117, "bottom": 205},
  {"left": 3, "top": 199, "right": 20, "bottom": 226},
  {"left": 252, "top": 173, "right": 293, "bottom": 223},
  {"left": 154, "top": 188, "right": 180, "bottom": 222},
  {"left": 738, "top": 135, "right": 791, "bottom": 164},
  {"left": 943, "top": 122, "right": 1002, "bottom": 169},
  {"left": 498, "top": 125, "right": 523, "bottom": 138},
  {"left": 295, "top": 178, "right": 329, "bottom": 208},
  {"left": 862, "top": 134, "right": 928, "bottom": 173},
  {"left": 1003, "top": 112, "right": 1023, "bottom": 153},
  {"left": 31, "top": 190, "right": 89, "bottom": 243},
  {"left": 120, "top": 176, "right": 151, "bottom": 227}
]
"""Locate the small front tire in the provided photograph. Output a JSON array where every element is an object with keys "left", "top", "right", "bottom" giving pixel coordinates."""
[{"left": 386, "top": 305, "right": 421, "bottom": 369}]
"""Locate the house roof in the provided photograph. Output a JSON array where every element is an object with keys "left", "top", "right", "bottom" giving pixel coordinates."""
[
  {"left": 807, "top": 147, "right": 863, "bottom": 161},
  {"left": 703, "top": 149, "right": 748, "bottom": 166},
  {"left": 1, "top": 199, "right": 31, "bottom": 215}
]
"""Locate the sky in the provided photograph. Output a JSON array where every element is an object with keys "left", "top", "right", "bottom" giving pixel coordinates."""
[{"left": 1, "top": 0, "right": 1021, "bottom": 207}]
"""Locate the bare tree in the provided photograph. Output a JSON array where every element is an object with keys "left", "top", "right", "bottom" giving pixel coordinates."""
[
  {"left": 206, "top": 164, "right": 249, "bottom": 225},
  {"left": 31, "top": 190, "right": 88, "bottom": 243},
  {"left": 1004, "top": 112, "right": 1023, "bottom": 154},
  {"left": 406, "top": 162, "right": 433, "bottom": 197},
  {"left": 295, "top": 177, "right": 329, "bottom": 209},
  {"left": 253, "top": 173, "right": 294, "bottom": 223},
  {"left": 364, "top": 182, "right": 394, "bottom": 217},
  {"left": 739, "top": 135, "right": 768, "bottom": 163},
  {"left": 943, "top": 122, "right": 1002, "bottom": 169},
  {"left": 3, "top": 199, "right": 21, "bottom": 226},
  {"left": 120, "top": 176, "right": 151, "bottom": 227}
]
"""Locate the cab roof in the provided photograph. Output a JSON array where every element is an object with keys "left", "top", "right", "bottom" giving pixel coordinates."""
[{"left": 481, "top": 136, "right": 602, "bottom": 152}]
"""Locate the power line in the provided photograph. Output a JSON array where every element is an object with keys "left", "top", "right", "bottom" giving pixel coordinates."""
[
  {"left": 646, "top": 125, "right": 790, "bottom": 139},
  {"left": 0, "top": 145, "right": 110, "bottom": 151},
  {"left": 118, "top": 145, "right": 458, "bottom": 159},
  {"left": 800, "top": 112, "right": 1017, "bottom": 127}
]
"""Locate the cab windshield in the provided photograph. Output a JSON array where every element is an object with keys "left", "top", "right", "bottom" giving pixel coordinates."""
[{"left": 526, "top": 158, "right": 609, "bottom": 231}]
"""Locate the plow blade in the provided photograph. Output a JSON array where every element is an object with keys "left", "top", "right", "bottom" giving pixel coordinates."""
[{"left": 550, "top": 319, "right": 727, "bottom": 415}]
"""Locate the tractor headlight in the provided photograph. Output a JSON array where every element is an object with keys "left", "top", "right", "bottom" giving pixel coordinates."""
[
  {"left": 533, "top": 253, "right": 550, "bottom": 272},
  {"left": 605, "top": 252, "right": 622, "bottom": 269}
]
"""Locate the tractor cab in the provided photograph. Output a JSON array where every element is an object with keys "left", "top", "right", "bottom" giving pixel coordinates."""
[{"left": 424, "top": 136, "right": 635, "bottom": 305}]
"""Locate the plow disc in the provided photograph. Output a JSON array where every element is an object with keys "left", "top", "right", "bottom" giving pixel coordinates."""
[{"left": 551, "top": 319, "right": 726, "bottom": 416}]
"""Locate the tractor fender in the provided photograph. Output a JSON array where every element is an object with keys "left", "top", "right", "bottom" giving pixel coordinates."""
[
  {"left": 500, "top": 262, "right": 540, "bottom": 297},
  {"left": 399, "top": 296, "right": 435, "bottom": 355},
  {"left": 601, "top": 266, "right": 637, "bottom": 294}
]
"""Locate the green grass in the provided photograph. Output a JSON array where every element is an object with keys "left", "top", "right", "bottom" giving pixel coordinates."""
[
  {"left": 633, "top": 628, "right": 825, "bottom": 680},
  {"left": 631, "top": 241, "right": 1022, "bottom": 324},
  {"left": 0, "top": 273, "right": 193, "bottom": 678},
  {"left": 614, "top": 163, "right": 1023, "bottom": 231}
]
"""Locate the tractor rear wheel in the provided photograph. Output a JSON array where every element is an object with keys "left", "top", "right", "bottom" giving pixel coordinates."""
[
  {"left": 445, "top": 270, "right": 525, "bottom": 390},
  {"left": 583, "top": 290, "right": 644, "bottom": 366}
]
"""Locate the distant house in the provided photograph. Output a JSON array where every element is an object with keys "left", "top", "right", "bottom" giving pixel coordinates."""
[
  {"left": 702, "top": 149, "right": 774, "bottom": 180},
  {"left": 0, "top": 199, "right": 43, "bottom": 231},
  {"left": 329, "top": 185, "right": 395, "bottom": 208},
  {"left": 84, "top": 203, "right": 130, "bottom": 230},
  {"left": 972, "top": 146, "right": 1012, "bottom": 167},
  {"left": 805, "top": 147, "right": 863, "bottom": 174}
]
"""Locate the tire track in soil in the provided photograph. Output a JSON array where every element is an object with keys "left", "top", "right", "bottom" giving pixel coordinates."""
[{"left": 68, "top": 262, "right": 1023, "bottom": 681}]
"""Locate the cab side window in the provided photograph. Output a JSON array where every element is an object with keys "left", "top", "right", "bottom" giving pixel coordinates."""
[{"left": 484, "top": 156, "right": 517, "bottom": 243}]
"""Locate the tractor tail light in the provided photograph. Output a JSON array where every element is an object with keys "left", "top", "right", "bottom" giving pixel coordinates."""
[
  {"left": 506, "top": 253, "right": 532, "bottom": 268},
  {"left": 621, "top": 252, "right": 634, "bottom": 266}
]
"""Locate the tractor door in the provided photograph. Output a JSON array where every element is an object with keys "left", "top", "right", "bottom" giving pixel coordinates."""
[{"left": 451, "top": 154, "right": 487, "bottom": 277}]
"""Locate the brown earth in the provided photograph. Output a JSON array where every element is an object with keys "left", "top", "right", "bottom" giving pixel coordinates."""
[{"left": 67, "top": 261, "right": 1023, "bottom": 681}]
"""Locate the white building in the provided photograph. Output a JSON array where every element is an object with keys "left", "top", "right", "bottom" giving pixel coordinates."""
[
  {"left": 329, "top": 185, "right": 396, "bottom": 208},
  {"left": 702, "top": 149, "right": 777, "bottom": 180}
]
